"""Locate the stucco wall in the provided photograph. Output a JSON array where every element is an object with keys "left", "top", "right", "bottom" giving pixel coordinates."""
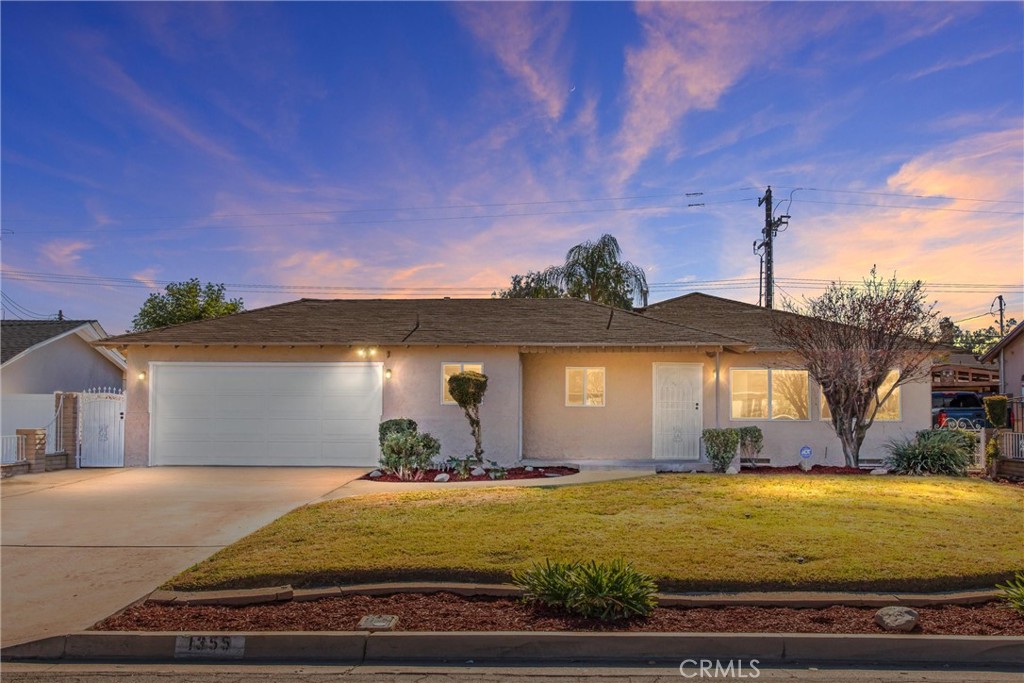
[
  {"left": 122, "top": 345, "right": 521, "bottom": 467},
  {"left": 1001, "top": 336, "right": 1024, "bottom": 398},
  {"left": 1, "top": 333, "right": 124, "bottom": 395},
  {"left": 522, "top": 349, "right": 930, "bottom": 465}
]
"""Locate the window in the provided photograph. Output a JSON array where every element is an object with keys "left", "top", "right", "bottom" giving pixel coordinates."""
[
  {"left": 821, "top": 370, "right": 901, "bottom": 422},
  {"left": 566, "top": 367, "right": 605, "bottom": 407},
  {"left": 442, "top": 362, "right": 483, "bottom": 404},
  {"left": 730, "top": 368, "right": 809, "bottom": 420}
]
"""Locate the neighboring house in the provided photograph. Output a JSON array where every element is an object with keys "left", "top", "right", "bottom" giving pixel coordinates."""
[
  {"left": 1, "top": 320, "right": 127, "bottom": 439},
  {"left": 931, "top": 352, "right": 999, "bottom": 394},
  {"left": 96, "top": 294, "right": 930, "bottom": 469},
  {"left": 980, "top": 320, "right": 1024, "bottom": 399}
]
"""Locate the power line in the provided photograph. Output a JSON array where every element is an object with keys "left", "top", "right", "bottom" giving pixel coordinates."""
[
  {"left": 0, "top": 291, "right": 55, "bottom": 320},
  {"left": 774, "top": 186, "right": 1022, "bottom": 205}
]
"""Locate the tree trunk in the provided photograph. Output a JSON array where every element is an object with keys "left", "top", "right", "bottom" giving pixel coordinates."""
[
  {"left": 835, "top": 419, "right": 863, "bottom": 468},
  {"left": 469, "top": 405, "right": 483, "bottom": 462}
]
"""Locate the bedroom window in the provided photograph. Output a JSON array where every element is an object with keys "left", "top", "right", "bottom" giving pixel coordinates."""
[
  {"left": 442, "top": 362, "right": 483, "bottom": 404},
  {"left": 566, "top": 367, "right": 605, "bottom": 407}
]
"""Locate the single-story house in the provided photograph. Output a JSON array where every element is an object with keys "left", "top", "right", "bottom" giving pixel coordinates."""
[
  {"left": 96, "top": 294, "right": 929, "bottom": 469},
  {"left": 2, "top": 320, "right": 126, "bottom": 439},
  {"left": 980, "top": 320, "right": 1024, "bottom": 399}
]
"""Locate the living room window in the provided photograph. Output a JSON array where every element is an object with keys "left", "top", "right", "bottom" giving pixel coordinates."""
[
  {"left": 821, "top": 370, "right": 901, "bottom": 422},
  {"left": 730, "top": 368, "right": 810, "bottom": 420},
  {"left": 566, "top": 367, "right": 605, "bottom": 407}
]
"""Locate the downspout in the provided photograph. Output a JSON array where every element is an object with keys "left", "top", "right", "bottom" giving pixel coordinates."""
[
  {"left": 715, "top": 350, "right": 721, "bottom": 428},
  {"left": 517, "top": 353, "right": 524, "bottom": 462},
  {"left": 999, "top": 349, "right": 1005, "bottom": 394}
]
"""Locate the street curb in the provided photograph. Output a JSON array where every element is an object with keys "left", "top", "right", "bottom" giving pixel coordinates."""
[
  {"left": 150, "top": 582, "right": 1001, "bottom": 608},
  {"left": 2, "top": 630, "right": 1022, "bottom": 666}
]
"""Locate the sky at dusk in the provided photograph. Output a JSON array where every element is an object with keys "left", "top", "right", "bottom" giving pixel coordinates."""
[{"left": 2, "top": 1, "right": 1022, "bottom": 334}]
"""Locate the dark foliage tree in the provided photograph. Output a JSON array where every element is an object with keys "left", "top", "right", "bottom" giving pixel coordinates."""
[{"left": 496, "top": 271, "right": 566, "bottom": 299}]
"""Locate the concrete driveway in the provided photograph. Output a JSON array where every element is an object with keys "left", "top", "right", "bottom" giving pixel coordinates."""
[{"left": 0, "top": 467, "right": 367, "bottom": 647}]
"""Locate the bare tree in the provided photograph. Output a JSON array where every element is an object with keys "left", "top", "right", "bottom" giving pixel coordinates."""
[{"left": 772, "top": 268, "right": 941, "bottom": 467}]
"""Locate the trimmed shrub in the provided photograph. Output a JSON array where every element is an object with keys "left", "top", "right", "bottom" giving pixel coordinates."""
[
  {"left": 885, "top": 429, "right": 976, "bottom": 476},
  {"left": 703, "top": 428, "right": 740, "bottom": 473},
  {"left": 996, "top": 572, "right": 1024, "bottom": 614},
  {"left": 737, "top": 426, "right": 764, "bottom": 460},
  {"left": 513, "top": 558, "right": 657, "bottom": 622},
  {"left": 984, "top": 395, "right": 1009, "bottom": 429},
  {"left": 380, "top": 430, "right": 440, "bottom": 481},
  {"left": 378, "top": 418, "right": 418, "bottom": 448},
  {"left": 986, "top": 435, "right": 1002, "bottom": 463},
  {"left": 448, "top": 371, "right": 488, "bottom": 461}
]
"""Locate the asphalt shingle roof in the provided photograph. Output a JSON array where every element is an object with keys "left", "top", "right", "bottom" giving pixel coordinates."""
[
  {"left": 2, "top": 320, "right": 94, "bottom": 364},
  {"left": 100, "top": 298, "right": 749, "bottom": 348},
  {"left": 641, "top": 292, "right": 797, "bottom": 350}
]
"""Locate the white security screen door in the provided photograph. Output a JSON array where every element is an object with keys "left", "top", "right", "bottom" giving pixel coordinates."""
[
  {"left": 150, "top": 363, "right": 382, "bottom": 466},
  {"left": 653, "top": 363, "right": 703, "bottom": 460}
]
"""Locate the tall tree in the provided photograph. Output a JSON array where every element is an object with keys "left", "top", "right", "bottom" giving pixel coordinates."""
[
  {"left": 772, "top": 268, "right": 941, "bottom": 467},
  {"left": 938, "top": 316, "right": 1019, "bottom": 356},
  {"left": 542, "top": 233, "right": 649, "bottom": 308},
  {"left": 132, "top": 279, "right": 244, "bottom": 331},
  {"left": 496, "top": 271, "right": 566, "bottom": 299}
]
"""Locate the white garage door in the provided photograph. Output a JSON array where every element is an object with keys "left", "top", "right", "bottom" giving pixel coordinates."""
[{"left": 150, "top": 363, "right": 382, "bottom": 466}]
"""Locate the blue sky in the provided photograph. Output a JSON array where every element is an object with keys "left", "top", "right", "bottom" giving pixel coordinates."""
[{"left": 2, "top": 1, "right": 1022, "bottom": 333}]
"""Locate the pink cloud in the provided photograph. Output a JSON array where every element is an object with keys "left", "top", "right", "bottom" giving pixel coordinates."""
[
  {"left": 454, "top": 3, "right": 572, "bottom": 120},
  {"left": 39, "top": 239, "right": 93, "bottom": 269}
]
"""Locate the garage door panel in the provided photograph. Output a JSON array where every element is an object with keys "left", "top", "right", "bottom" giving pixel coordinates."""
[{"left": 152, "top": 363, "right": 381, "bottom": 466}]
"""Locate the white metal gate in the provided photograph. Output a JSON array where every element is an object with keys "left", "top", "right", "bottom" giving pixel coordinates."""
[
  {"left": 79, "top": 388, "right": 125, "bottom": 467},
  {"left": 652, "top": 363, "right": 703, "bottom": 460}
]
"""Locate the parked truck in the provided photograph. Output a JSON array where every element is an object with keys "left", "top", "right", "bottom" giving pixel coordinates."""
[{"left": 931, "top": 391, "right": 989, "bottom": 429}]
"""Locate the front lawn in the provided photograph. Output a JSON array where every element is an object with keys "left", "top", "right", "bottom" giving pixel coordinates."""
[{"left": 167, "top": 475, "right": 1024, "bottom": 592}]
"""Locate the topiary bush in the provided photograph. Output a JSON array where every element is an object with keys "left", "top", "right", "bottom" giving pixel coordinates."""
[
  {"left": 737, "top": 426, "right": 764, "bottom": 461},
  {"left": 984, "top": 395, "right": 1009, "bottom": 429},
  {"left": 378, "top": 418, "right": 418, "bottom": 448},
  {"left": 885, "top": 429, "right": 976, "bottom": 476},
  {"left": 379, "top": 430, "right": 440, "bottom": 481},
  {"left": 513, "top": 558, "right": 657, "bottom": 622},
  {"left": 448, "top": 370, "right": 488, "bottom": 462},
  {"left": 703, "top": 428, "right": 740, "bottom": 472}
]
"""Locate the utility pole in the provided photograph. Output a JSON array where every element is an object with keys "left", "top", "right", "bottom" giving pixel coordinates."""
[
  {"left": 754, "top": 186, "right": 790, "bottom": 309},
  {"left": 994, "top": 295, "right": 1006, "bottom": 393}
]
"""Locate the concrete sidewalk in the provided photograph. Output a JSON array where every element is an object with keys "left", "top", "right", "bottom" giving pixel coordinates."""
[{"left": 0, "top": 467, "right": 367, "bottom": 648}]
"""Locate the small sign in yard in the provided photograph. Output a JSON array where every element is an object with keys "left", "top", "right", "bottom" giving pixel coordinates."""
[
  {"left": 800, "top": 446, "right": 812, "bottom": 459},
  {"left": 174, "top": 635, "right": 245, "bottom": 659},
  {"left": 357, "top": 614, "right": 399, "bottom": 631}
]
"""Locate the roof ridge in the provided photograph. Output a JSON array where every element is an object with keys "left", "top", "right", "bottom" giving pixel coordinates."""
[{"left": 574, "top": 297, "right": 749, "bottom": 345}]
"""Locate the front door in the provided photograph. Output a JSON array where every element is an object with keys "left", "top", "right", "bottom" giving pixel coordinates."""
[{"left": 653, "top": 363, "right": 703, "bottom": 460}]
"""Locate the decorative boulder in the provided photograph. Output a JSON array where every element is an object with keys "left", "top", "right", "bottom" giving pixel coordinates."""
[
  {"left": 524, "top": 466, "right": 534, "bottom": 472},
  {"left": 368, "top": 470, "right": 383, "bottom": 479},
  {"left": 870, "top": 468, "right": 888, "bottom": 475},
  {"left": 874, "top": 606, "right": 919, "bottom": 632},
  {"left": 725, "top": 466, "right": 739, "bottom": 475},
  {"left": 433, "top": 473, "right": 450, "bottom": 482},
  {"left": 470, "top": 467, "right": 486, "bottom": 477}
]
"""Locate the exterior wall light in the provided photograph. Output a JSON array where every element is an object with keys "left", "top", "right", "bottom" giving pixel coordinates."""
[
  {"left": 385, "top": 369, "right": 393, "bottom": 380},
  {"left": 357, "top": 348, "right": 367, "bottom": 357},
  {"left": 138, "top": 371, "right": 147, "bottom": 381},
  {"left": 368, "top": 347, "right": 378, "bottom": 357}
]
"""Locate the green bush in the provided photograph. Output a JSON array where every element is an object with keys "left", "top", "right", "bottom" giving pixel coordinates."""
[
  {"left": 703, "top": 428, "right": 740, "bottom": 473},
  {"left": 378, "top": 418, "right": 418, "bottom": 448},
  {"left": 984, "top": 395, "right": 1009, "bottom": 429},
  {"left": 996, "top": 572, "right": 1024, "bottom": 614},
  {"left": 513, "top": 558, "right": 657, "bottom": 622},
  {"left": 885, "top": 429, "right": 976, "bottom": 476},
  {"left": 448, "top": 371, "right": 488, "bottom": 461},
  {"left": 986, "top": 435, "right": 1002, "bottom": 463},
  {"left": 737, "top": 426, "right": 764, "bottom": 460},
  {"left": 380, "top": 430, "right": 440, "bottom": 481}
]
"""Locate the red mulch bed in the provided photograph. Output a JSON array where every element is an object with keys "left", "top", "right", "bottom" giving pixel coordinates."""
[
  {"left": 361, "top": 466, "right": 578, "bottom": 483},
  {"left": 740, "top": 465, "right": 868, "bottom": 475},
  {"left": 95, "top": 593, "right": 1024, "bottom": 635}
]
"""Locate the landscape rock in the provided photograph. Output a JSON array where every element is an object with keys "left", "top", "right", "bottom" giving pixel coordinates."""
[
  {"left": 543, "top": 473, "right": 561, "bottom": 478},
  {"left": 874, "top": 606, "right": 919, "bottom": 632},
  {"left": 524, "top": 466, "right": 534, "bottom": 472},
  {"left": 725, "top": 466, "right": 739, "bottom": 475},
  {"left": 870, "top": 468, "right": 889, "bottom": 475},
  {"left": 470, "top": 467, "right": 486, "bottom": 477},
  {"left": 368, "top": 470, "right": 383, "bottom": 479},
  {"left": 433, "top": 473, "right": 450, "bottom": 482}
]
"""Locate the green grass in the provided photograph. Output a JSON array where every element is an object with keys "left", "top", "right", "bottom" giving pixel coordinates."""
[{"left": 167, "top": 475, "right": 1024, "bottom": 593}]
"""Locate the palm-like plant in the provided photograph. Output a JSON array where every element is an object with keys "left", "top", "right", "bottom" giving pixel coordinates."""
[{"left": 543, "top": 234, "right": 648, "bottom": 309}]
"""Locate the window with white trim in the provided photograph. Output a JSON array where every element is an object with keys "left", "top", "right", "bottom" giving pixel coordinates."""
[
  {"left": 730, "top": 368, "right": 809, "bottom": 421},
  {"left": 442, "top": 362, "right": 483, "bottom": 404},
  {"left": 821, "top": 370, "right": 901, "bottom": 422},
  {"left": 566, "top": 367, "right": 605, "bottom": 407}
]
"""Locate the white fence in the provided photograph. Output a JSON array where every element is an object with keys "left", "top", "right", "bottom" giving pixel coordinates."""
[
  {"left": 1, "top": 435, "right": 26, "bottom": 464},
  {"left": 1000, "top": 432, "right": 1024, "bottom": 461}
]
